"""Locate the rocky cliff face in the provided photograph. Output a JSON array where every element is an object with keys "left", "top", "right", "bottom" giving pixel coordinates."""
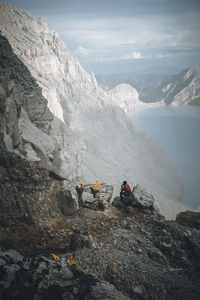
[
  {"left": 0, "top": 145, "right": 79, "bottom": 251},
  {"left": 0, "top": 34, "right": 55, "bottom": 165},
  {"left": 0, "top": 2, "right": 190, "bottom": 218},
  {"left": 141, "top": 67, "right": 200, "bottom": 106}
]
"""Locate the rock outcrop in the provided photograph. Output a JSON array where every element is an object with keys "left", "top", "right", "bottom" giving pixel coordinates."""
[
  {"left": 0, "top": 147, "right": 114, "bottom": 252},
  {"left": 0, "top": 248, "right": 130, "bottom": 300},
  {"left": 0, "top": 147, "right": 77, "bottom": 225},
  {"left": 0, "top": 34, "right": 54, "bottom": 160},
  {"left": 112, "top": 184, "right": 161, "bottom": 218},
  {"left": 107, "top": 83, "right": 146, "bottom": 112},
  {"left": 176, "top": 211, "right": 200, "bottom": 229}
]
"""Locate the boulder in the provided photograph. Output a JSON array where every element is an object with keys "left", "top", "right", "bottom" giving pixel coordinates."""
[
  {"left": 112, "top": 185, "right": 155, "bottom": 213},
  {"left": 57, "top": 190, "right": 77, "bottom": 216},
  {"left": 132, "top": 184, "right": 155, "bottom": 210},
  {"left": 176, "top": 211, "right": 200, "bottom": 229},
  {"left": 70, "top": 229, "right": 98, "bottom": 250},
  {"left": 80, "top": 184, "right": 113, "bottom": 211}
]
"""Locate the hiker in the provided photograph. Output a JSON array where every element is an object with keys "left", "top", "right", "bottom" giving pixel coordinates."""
[
  {"left": 120, "top": 181, "right": 131, "bottom": 201},
  {"left": 90, "top": 180, "right": 100, "bottom": 198},
  {"left": 76, "top": 183, "right": 84, "bottom": 202}
]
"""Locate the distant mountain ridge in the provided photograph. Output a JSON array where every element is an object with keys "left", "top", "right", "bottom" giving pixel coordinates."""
[
  {"left": 96, "top": 73, "right": 172, "bottom": 97},
  {"left": 140, "top": 67, "right": 200, "bottom": 106}
]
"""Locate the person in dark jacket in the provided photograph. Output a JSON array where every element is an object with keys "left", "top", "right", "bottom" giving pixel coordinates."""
[{"left": 120, "top": 181, "right": 131, "bottom": 201}]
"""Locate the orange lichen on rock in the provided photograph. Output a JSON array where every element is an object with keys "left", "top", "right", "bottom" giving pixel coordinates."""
[
  {"left": 50, "top": 253, "right": 60, "bottom": 261},
  {"left": 67, "top": 256, "right": 77, "bottom": 265}
]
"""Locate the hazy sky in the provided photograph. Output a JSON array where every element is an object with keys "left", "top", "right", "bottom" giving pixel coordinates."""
[{"left": 2, "top": 0, "right": 200, "bottom": 74}]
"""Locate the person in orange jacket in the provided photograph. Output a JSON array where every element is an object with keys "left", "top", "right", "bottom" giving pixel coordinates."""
[{"left": 120, "top": 181, "right": 131, "bottom": 201}]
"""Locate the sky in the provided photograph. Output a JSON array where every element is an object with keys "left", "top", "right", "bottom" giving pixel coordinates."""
[{"left": 2, "top": 0, "right": 200, "bottom": 75}]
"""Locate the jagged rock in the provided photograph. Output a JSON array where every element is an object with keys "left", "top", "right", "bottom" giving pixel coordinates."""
[
  {"left": 108, "top": 83, "right": 146, "bottom": 112},
  {"left": 132, "top": 184, "right": 155, "bottom": 209},
  {"left": 85, "top": 281, "right": 131, "bottom": 300},
  {"left": 70, "top": 230, "right": 98, "bottom": 250},
  {"left": 0, "top": 248, "right": 130, "bottom": 300},
  {"left": 112, "top": 185, "right": 156, "bottom": 215},
  {"left": 57, "top": 190, "right": 77, "bottom": 216},
  {"left": 176, "top": 211, "right": 200, "bottom": 229},
  {"left": 80, "top": 184, "right": 113, "bottom": 211},
  {"left": 0, "top": 148, "right": 74, "bottom": 226},
  {"left": 0, "top": 148, "right": 79, "bottom": 251},
  {"left": 0, "top": 34, "right": 54, "bottom": 164}
]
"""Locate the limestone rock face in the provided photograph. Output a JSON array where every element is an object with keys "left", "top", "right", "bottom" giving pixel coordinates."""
[
  {"left": 0, "top": 148, "right": 77, "bottom": 227},
  {"left": 132, "top": 184, "right": 155, "bottom": 209},
  {"left": 0, "top": 33, "right": 77, "bottom": 179},
  {"left": 0, "top": 33, "right": 65, "bottom": 175},
  {"left": 0, "top": 34, "right": 54, "bottom": 157},
  {"left": 107, "top": 83, "right": 146, "bottom": 112}
]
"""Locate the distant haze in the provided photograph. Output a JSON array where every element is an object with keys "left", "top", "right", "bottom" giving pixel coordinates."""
[{"left": 2, "top": 0, "right": 200, "bottom": 75}]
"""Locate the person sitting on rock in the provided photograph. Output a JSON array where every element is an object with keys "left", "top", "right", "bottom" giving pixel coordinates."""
[
  {"left": 90, "top": 180, "right": 100, "bottom": 198},
  {"left": 120, "top": 181, "right": 131, "bottom": 201},
  {"left": 76, "top": 183, "right": 84, "bottom": 203}
]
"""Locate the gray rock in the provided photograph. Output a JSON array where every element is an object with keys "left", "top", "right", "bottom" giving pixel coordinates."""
[
  {"left": 38, "top": 267, "right": 73, "bottom": 290},
  {"left": 176, "top": 210, "right": 200, "bottom": 229},
  {"left": 5, "top": 249, "right": 22, "bottom": 264},
  {"left": 85, "top": 281, "right": 131, "bottom": 300},
  {"left": 57, "top": 190, "right": 77, "bottom": 216},
  {"left": 0, "top": 257, "right": 6, "bottom": 266},
  {"left": 70, "top": 230, "right": 98, "bottom": 250},
  {"left": 1, "top": 264, "right": 20, "bottom": 288},
  {"left": 132, "top": 184, "right": 155, "bottom": 209},
  {"left": 112, "top": 196, "right": 124, "bottom": 209}
]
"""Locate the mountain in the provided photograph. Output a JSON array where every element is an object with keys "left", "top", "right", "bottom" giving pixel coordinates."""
[
  {"left": 107, "top": 84, "right": 146, "bottom": 112},
  {"left": 96, "top": 73, "right": 172, "bottom": 99},
  {"left": 141, "top": 67, "right": 200, "bottom": 105},
  {"left": 0, "top": 2, "right": 190, "bottom": 217}
]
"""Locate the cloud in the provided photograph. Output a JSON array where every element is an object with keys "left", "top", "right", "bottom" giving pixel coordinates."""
[
  {"left": 122, "top": 51, "right": 143, "bottom": 60},
  {"left": 74, "top": 46, "right": 89, "bottom": 56}
]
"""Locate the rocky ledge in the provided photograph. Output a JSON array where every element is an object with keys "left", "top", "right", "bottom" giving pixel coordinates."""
[{"left": 0, "top": 149, "right": 200, "bottom": 299}]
